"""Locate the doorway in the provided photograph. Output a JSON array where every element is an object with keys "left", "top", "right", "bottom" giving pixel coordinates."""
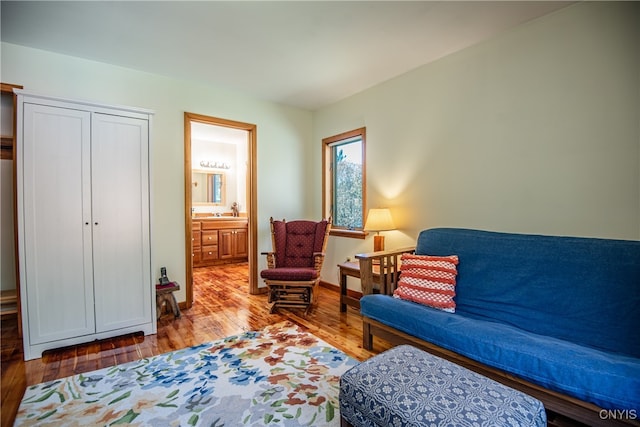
[{"left": 184, "top": 112, "right": 258, "bottom": 309}]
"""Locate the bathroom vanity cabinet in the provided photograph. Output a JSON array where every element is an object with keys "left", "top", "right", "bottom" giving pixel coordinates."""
[{"left": 192, "top": 218, "right": 248, "bottom": 267}]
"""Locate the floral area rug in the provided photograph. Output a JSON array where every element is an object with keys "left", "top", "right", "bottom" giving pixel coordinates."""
[{"left": 14, "top": 322, "right": 358, "bottom": 426}]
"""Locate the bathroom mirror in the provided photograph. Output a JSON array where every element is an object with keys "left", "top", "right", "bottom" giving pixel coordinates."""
[{"left": 192, "top": 170, "right": 225, "bottom": 205}]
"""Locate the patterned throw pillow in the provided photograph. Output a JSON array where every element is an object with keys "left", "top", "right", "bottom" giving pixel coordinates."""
[{"left": 393, "top": 253, "right": 459, "bottom": 312}]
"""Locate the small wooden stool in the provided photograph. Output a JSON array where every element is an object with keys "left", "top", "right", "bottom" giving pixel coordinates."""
[{"left": 156, "top": 282, "right": 181, "bottom": 319}]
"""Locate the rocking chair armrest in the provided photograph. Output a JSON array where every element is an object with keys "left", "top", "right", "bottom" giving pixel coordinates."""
[
  {"left": 312, "top": 252, "right": 326, "bottom": 271},
  {"left": 261, "top": 251, "right": 277, "bottom": 269},
  {"left": 355, "top": 246, "right": 415, "bottom": 295}
]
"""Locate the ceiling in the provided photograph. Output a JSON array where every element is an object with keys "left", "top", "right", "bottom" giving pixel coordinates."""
[
  {"left": 192, "top": 121, "right": 248, "bottom": 145},
  {"left": 1, "top": 1, "right": 571, "bottom": 111}
]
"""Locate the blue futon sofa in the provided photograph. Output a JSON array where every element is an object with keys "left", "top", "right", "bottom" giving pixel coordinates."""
[{"left": 357, "top": 228, "right": 640, "bottom": 426}]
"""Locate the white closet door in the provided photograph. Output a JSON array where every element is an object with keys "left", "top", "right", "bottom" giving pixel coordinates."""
[
  {"left": 91, "top": 113, "right": 151, "bottom": 332},
  {"left": 21, "top": 103, "right": 94, "bottom": 344}
]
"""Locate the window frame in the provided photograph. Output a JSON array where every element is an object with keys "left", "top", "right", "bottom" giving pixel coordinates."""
[{"left": 322, "top": 127, "right": 367, "bottom": 239}]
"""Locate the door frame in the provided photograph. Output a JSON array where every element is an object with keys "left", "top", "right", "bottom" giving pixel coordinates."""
[{"left": 183, "top": 112, "right": 259, "bottom": 308}]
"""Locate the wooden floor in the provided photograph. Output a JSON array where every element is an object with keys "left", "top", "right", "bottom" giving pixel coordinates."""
[{"left": 0, "top": 263, "right": 391, "bottom": 427}]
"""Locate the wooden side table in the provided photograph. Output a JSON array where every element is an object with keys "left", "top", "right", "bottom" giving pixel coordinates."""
[
  {"left": 338, "top": 261, "right": 392, "bottom": 312},
  {"left": 156, "top": 282, "right": 181, "bottom": 319}
]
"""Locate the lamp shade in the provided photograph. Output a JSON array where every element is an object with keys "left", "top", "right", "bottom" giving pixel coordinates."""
[{"left": 364, "top": 208, "right": 395, "bottom": 232}]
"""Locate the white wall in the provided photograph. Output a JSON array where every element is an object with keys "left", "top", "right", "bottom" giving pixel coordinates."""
[
  {"left": 1, "top": 42, "right": 313, "bottom": 302},
  {"left": 314, "top": 2, "right": 640, "bottom": 290}
]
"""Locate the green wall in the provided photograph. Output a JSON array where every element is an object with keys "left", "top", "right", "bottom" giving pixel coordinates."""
[
  {"left": 314, "top": 2, "right": 640, "bottom": 288},
  {"left": 1, "top": 42, "right": 313, "bottom": 299},
  {"left": 2, "top": 2, "right": 638, "bottom": 295}
]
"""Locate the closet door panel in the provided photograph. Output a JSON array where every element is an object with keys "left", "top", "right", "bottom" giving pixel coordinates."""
[
  {"left": 21, "top": 103, "right": 94, "bottom": 344},
  {"left": 91, "top": 113, "right": 151, "bottom": 332}
]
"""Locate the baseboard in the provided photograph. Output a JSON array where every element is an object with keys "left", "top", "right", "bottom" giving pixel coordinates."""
[
  {"left": 319, "top": 280, "right": 339, "bottom": 292},
  {"left": 319, "top": 280, "right": 363, "bottom": 300}
]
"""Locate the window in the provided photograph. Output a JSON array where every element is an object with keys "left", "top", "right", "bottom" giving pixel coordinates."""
[{"left": 323, "top": 127, "right": 366, "bottom": 238}]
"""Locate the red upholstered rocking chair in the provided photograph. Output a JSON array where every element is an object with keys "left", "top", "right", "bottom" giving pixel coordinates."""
[{"left": 260, "top": 217, "right": 331, "bottom": 313}]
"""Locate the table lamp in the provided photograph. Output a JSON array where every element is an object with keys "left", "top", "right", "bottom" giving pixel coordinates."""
[{"left": 364, "top": 208, "right": 395, "bottom": 252}]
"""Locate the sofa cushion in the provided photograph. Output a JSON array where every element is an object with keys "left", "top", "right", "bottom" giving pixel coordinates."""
[
  {"left": 361, "top": 294, "right": 640, "bottom": 411},
  {"left": 415, "top": 228, "right": 640, "bottom": 358},
  {"left": 393, "top": 254, "right": 458, "bottom": 312}
]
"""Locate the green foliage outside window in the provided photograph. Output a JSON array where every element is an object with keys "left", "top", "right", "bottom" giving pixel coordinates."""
[
  {"left": 333, "top": 144, "right": 363, "bottom": 229},
  {"left": 323, "top": 127, "right": 365, "bottom": 234}
]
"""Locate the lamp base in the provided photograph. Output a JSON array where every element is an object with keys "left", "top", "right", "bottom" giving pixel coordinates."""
[{"left": 373, "top": 235, "right": 385, "bottom": 252}]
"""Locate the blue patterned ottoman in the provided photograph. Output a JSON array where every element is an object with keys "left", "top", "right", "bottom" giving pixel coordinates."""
[{"left": 340, "top": 345, "right": 546, "bottom": 427}]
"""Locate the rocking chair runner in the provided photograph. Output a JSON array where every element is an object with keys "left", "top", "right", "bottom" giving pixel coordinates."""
[{"left": 260, "top": 217, "right": 331, "bottom": 313}]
